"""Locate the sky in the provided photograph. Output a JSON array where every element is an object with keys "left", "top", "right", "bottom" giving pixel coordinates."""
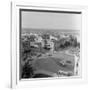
[{"left": 21, "top": 10, "right": 82, "bottom": 31}]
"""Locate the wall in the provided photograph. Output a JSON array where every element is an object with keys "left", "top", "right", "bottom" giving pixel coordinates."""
[{"left": 0, "top": 0, "right": 89, "bottom": 90}]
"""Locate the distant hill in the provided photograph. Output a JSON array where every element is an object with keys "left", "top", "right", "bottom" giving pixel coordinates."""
[{"left": 22, "top": 28, "right": 80, "bottom": 36}]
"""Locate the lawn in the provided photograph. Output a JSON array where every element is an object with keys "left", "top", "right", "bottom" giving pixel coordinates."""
[{"left": 32, "top": 52, "right": 75, "bottom": 76}]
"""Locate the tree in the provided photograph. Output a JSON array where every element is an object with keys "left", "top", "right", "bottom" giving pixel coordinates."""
[
  {"left": 42, "top": 33, "right": 50, "bottom": 40},
  {"left": 22, "top": 61, "right": 34, "bottom": 78}
]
